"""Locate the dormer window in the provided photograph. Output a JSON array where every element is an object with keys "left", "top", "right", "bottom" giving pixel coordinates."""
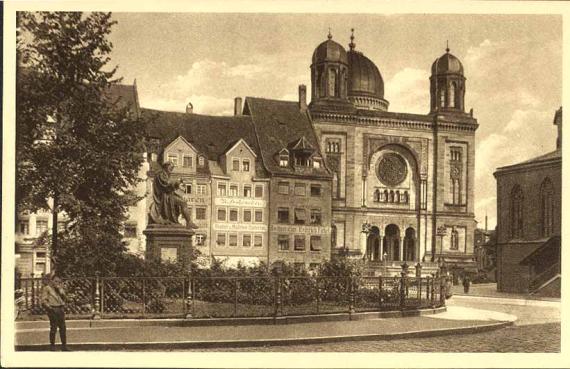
[{"left": 279, "top": 156, "right": 289, "bottom": 167}]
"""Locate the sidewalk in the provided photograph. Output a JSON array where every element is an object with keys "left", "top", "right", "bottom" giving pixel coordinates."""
[
  {"left": 15, "top": 306, "right": 516, "bottom": 351},
  {"left": 452, "top": 283, "right": 560, "bottom": 302}
]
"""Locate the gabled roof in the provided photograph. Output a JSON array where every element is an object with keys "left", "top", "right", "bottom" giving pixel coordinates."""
[
  {"left": 142, "top": 108, "right": 268, "bottom": 178},
  {"left": 104, "top": 82, "right": 141, "bottom": 118},
  {"left": 288, "top": 136, "right": 314, "bottom": 151},
  {"left": 496, "top": 149, "right": 561, "bottom": 174},
  {"left": 244, "top": 97, "right": 331, "bottom": 178},
  {"left": 225, "top": 138, "right": 257, "bottom": 158},
  {"left": 163, "top": 135, "right": 199, "bottom": 155}
]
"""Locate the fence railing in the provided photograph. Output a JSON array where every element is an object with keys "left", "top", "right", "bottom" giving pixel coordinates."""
[{"left": 15, "top": 275, "right": 446, "bottom": 320}]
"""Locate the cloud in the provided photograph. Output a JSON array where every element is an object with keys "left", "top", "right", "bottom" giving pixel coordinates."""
[{"left": 385, "top": 68, "right": 430, "bottom": 114}]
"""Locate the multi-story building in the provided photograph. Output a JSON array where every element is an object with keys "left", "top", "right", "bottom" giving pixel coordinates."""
[
  {"left": 494, "top": 108, "right": 562, "bottom": 296},
  {"left": 143, "top": 101, "right": 271, "bottom": 267},
  {"left": 245, "top": 96, "right": 333, "bottom": 271},
  {"left": 308, "top": 32, "right": 478, "bottom": 276}
]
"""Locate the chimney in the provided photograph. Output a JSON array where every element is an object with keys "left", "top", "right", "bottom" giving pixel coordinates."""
[
  {"left": 299, "top": 84, "right": 307, "bottom": 112},
  {"left": 485, "top": 214, "right": 488, "bottom": 233},
  {"left": 234, "top": 97, "right": 242, "bottom": 116},
  {"left": 186, "top": 102, "right": 193, "bottom": 114}
]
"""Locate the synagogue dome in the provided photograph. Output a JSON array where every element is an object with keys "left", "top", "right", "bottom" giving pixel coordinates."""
[
  {"left": 311, "top": 33, "right": 348, "bottom": 66},
  {"left": 431, "top": 49, "right": 464, "bottom": 75}
]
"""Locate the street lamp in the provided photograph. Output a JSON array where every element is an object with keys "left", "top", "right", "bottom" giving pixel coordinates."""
[{"left": 436, "top": 226, "right": 447, "bottom": 263}]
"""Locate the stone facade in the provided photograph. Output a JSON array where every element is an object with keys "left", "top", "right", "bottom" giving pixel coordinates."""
[{"left": 309, "top": 33, "right": 478, "bottom": 275}]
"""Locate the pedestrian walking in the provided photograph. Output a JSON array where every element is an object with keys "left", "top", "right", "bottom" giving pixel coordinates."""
[
  {"left": 40, "top": 273, "right": 70, "bottom": 351},
  {"left": 462, "top": 275, "right": 471, "bottom": 294}
]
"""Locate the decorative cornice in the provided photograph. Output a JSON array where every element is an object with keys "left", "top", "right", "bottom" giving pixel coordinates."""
[{"left": 312, "top": 112, "right": 478, "bottom": 132}]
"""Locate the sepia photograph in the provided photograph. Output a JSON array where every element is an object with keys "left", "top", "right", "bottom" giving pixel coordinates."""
[{"left": 1, "top": 1, "right": 568, "bottom": 368}]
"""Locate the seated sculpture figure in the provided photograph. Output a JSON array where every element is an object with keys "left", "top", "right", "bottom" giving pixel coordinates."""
[{"left": 148, "top": 161, "right": 196, "bottom": 229}]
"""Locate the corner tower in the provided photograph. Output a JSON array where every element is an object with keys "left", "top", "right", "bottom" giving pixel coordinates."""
[
  {"left": 430, "top": 45, "right": 466, "bottom": 114},
  {"left": 310, "top": 31, "right": 353, "bottom": 111}
]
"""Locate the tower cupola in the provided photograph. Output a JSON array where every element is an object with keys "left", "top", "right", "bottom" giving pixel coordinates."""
[
  {"left": 430, "top": 44, "right": 466, "bottom": 114},
  {"left": 310, "top": 30, "right": 351, "bottom": 108}
]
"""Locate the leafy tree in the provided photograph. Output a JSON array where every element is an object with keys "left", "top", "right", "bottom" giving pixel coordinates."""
[{"left": 16, "top": 12, "right": 145, "bottom": 274}]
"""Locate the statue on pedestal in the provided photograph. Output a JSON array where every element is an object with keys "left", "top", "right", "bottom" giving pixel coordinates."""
[{"left": 148, "top": 161, "right": 197, "bottom": 229}]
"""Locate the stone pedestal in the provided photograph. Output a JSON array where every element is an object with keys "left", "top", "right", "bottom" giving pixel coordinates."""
[{"left": 143, "top": 225, "right": 194, "bottom": 271}]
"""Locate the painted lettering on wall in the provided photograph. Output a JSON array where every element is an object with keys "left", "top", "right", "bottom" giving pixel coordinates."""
[
  {"left": 213, "top": 223, "right": 268, "bottom": 232},
  {"left": 215, "top": 197, "right": 266, "bottom": 207},
  {"left": 271, "top": 225, "right": 331, "bottom": 235}
]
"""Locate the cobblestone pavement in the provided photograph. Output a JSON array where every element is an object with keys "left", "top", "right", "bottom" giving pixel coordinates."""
[{"left": 177, "top": 297, "right": 560, "bottom": 353}]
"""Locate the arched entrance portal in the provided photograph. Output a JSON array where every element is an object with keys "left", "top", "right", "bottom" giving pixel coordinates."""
[
  {"left": 366, "top": 226, "right": 381, "bottom": 261},
  {"left": 383, "top": 224, "right": 400, "bottom": 261},
  {"left": 403, "top": 227, "right": 416, "bottom": 261}
]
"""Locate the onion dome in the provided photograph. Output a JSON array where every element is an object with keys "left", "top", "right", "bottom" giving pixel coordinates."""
[
  {"left": 346, "top": 29, "right": 389, "bottom": 111},
  {"left": 312, "top": 30, "right": 348, "bottom": 66},
  {"left": 431, "top": 46, "right": 464, "bottom": 75}
]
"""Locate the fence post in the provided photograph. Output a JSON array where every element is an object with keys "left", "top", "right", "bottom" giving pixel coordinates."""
[
  {"left": 185, "top": 273, "right": 193, "bottom": 319},
  {"left": 274, "top": 277, "right": 282, "bottom": 318},
  {"left": 378, "top": 276, "right": 383, "bottom": 310},
  {"left": 430, "top": 275, "right": 435, "bottom": 308},
  {"left": 234, "top": 278, "right": 238, "bottom": 318},
  {"left": 399, "top": 273, "right": 406, "bottom": 310},
  {"left": 315, "top": 278, "right": 320, "bottom": 314},
  {"left": 31, "top": 273, "right": 36, "bottom": 312},
  {"left": 92, "top": 273, "right": 101, "bottom": 320},
  {"left": 418, "top": 277, "right": 422, "bottom": 305},
  {"left": 440, "top": 277, "right": 446, "bottom": 306},
  {"left": 348, "top": 277, "right": 355, "bottom": 316},
  {"left": 426, "top": 275, "right": 431, "bottom": 301}
]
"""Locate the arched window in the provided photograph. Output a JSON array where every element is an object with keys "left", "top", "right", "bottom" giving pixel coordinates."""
[
  {"left": 389, "top": 190, "right": 394, "bottom": 203},
  {"left": 448, "top": 82, "right": 456, "bottom": 108},
  {"left": 439, "top": 88, "right": 446, "bottom": 108},
  {"left": 540, "top": 178, "right": 554, "bottom": 237},
  {"left": 328, "top": 68, "right": 337, "bottom": 97},
  {"left": 402, "top": 191, "right": 409, "bottom": 204},
  {"left": 510, "top": 185, "right": 524, "bottom": 239},
  {"left": 383, "top": 190, "right": 389, "bottom": 203},
  {"left": 374, "top": 189, "right": 381, "bottom": 202},
  {"left": 395, "top": 191, "right": 400, "bottom": 203}
]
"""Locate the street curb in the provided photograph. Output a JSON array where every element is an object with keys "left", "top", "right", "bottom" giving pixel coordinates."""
[
  {"left": 451, "top": 295, "right": 560, "bottom": 307},
  {"left": 16, "top": 306, "right": 447, "bottom": 330},
  {"left": 14, "top": 320, "right": 514, "bottom": 351}
]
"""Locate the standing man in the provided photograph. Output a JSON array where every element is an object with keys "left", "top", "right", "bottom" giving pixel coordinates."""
[
  {"left": 40, "top": 273, "right": 70, "bottom": 351},
  {"left": 462, "top": 274, "right": 471, "bottom": 294}
]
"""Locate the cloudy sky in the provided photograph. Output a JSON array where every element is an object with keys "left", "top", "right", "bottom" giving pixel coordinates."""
[{"left": 107, "top": 13, "right": 562, "bottom": 229}]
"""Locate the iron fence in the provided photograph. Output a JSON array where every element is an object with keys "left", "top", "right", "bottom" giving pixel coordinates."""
[{"left": 15, "top": 275, "right": 446, "bottom": 320}]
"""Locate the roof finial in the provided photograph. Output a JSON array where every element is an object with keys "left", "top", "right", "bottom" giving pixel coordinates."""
[
  {"left": 349, "top": 28, "right": 356, "bottom": 50},
  {"left": 446, "top": 40, "right": 450, "bottom": 53},
  {"left": 327, "top": 27, "right": 332, "bottom": 40}
]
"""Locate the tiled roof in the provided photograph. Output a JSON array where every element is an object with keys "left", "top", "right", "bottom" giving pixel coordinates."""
[
  {"left": 103, "top": 83, "right": 140, "bottom": 118},
  {"left": 245, "top": 97, "right": 331, "bottom": 178},
  {"left": 496, "top": 149, "right": 561, "bottom": 172},
  {"left": 141, "top": 108, "right": 268, "bottom": 178}
]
